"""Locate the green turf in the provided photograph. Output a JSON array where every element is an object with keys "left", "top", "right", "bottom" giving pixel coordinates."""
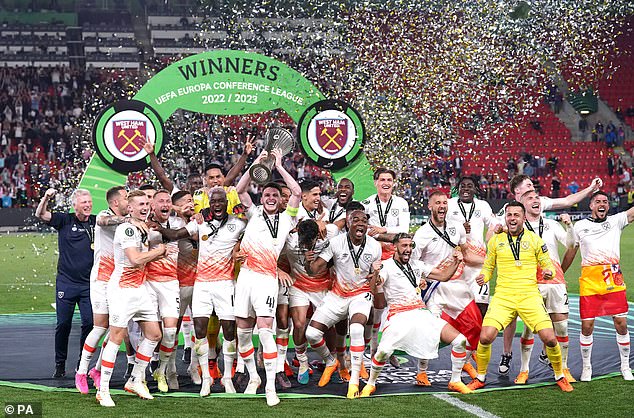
[
  {"left": 0, "top": 233, "right": 59, "bottom": 314},
  {"left": 1, "top": 376, "right": 633, "bottom": 417},
  {"left": 0, "top": 385, "right": 472, "bottom": 418}
]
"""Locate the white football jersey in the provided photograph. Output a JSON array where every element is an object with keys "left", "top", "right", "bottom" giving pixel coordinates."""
[
  {"left": 146, "top": 216, "right": 183, "bottom": 282},
  {"left": 412, "top": 220, "right": 466, "bottom": 280},
  {"left": 240, "top": 205, "right": 297, "bottom": 279},
  {"left": 322, "top": 196, "right": 347, "bottom": 223},
  {"left": 362, "top": 193, "right": 410, "bottom": 233},
  {"left": 319, "top": 233, "right": 382, "bottom": 297},
  {"left": 446, "top": 197, "right": 497, "bottom": 246},
  {"left": 186, "top": 215, "right": 246, "bottom": 282},
  {"left": 573, "top": 212, "right": 628, "bottom": 266},
  {"left": 112, "top": 222, "right": 147, "bottom": 288},
  {"left": 526, "top": 216, "right": 570, "bottom": 284},
  {"left": 284, "top": 223, "right": 338, "bottom": 293},
  {"left": 90, "top": 209, "right": 118, "bottom": 282},
  {"left": 380, "top": 258, "right": 432, "bottom": 314}
]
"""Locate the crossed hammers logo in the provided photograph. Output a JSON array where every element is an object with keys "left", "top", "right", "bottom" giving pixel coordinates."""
[
  {"left": 320, "top": 127, "right": 344, "bottom": 150},
  {"left": 117, "top": 129, "right": 144, "bottom": 153}
]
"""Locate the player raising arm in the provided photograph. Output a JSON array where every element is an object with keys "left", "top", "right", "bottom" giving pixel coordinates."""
[
  {"left": 233, "top": 148, "right": 301, "bottom": 407},
  {"left": 561, "top": 191, "right": 634, "bottom": 381}
]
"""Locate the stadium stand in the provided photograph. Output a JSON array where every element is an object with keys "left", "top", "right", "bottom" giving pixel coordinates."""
[{"left": 0, "top": 6, "right": 631, "bottom": 214}]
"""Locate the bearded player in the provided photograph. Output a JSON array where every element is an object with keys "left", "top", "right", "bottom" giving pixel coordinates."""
[
  {"left": 562, "top": 191, "right": 634, "bottom": 381},
  {"left": 497, "top": 174, "right": 603, "bottom": 375},
  {"left": 361, "top": 233, "right": 473, "bottom": 396},
  {"left": 413, "top": 191, "right": 485, "bottom": 385},
  {"left": 468, "top": 201, "right": 573, "bottom": 393}
]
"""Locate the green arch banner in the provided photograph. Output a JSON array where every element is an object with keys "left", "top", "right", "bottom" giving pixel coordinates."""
[{"left": 79, "top": 50, "right": 374, "bottom": 211}]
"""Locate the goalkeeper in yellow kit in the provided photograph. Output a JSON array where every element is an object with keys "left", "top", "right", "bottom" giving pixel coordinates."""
[{"left": 467, "top": 201, "right": 574, "bottom": 392}]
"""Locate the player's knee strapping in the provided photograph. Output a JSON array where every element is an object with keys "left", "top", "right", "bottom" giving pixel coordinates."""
[
  {"left": 553, "top": 320, "right": 569, "bottom": 366},
  {"left": 275, "top": 327, "right": 290, "bottom": 372}
]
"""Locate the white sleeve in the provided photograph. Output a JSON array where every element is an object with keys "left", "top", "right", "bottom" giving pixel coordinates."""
[
  {"left": 615, "top": 212, "right": 629, "bottom": 230},
  {"left": 552, "top": 221, "right": 569, "bottom": 247},
  {"left": 379, "top": 264, "right": 389, "bottom": 284},
  {"left": 481, "top": 202, "right": 499, "bottom": 228},
  {"left": 325, "top": 223, "right": 339, "bottom": 239},
  {"left": 318, "top": 240, "right": 334, "bottom": 263},
  {"left": 246, "top": 204, "right": 259, "bottom": 220},
  {"left": 413, "top": 260, "right": 433, "bottom": 282},
  {"left": 572, "top": 223, "right": 581, "bottom": 247},
  {"left": 117, "top": 225, "right": 140, "bottom": 249},
  {"left": 411, "top": 230, "right": 425, "bottom": 260},
  {"left": 386, "top": 199, "right": 410, "bottom": 234},
  {"left": 540, "top": 196, "right": 553, "bottom": 211},
  {"left": 457, "top": 224, "right": 467, "bottom": 246},
  {"left": 185, "top": 220, "right": 199, "bottom": 236}
]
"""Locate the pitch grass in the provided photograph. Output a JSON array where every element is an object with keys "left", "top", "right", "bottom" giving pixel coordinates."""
[
  {"left": 0, "top": 376, "right": 632, "bottom": 418},
  {"left": 2, "top": 230, "right": 634, "bottom": 315}
]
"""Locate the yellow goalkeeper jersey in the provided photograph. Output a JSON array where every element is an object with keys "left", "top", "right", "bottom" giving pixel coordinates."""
[
  {"left": 193, "top": 186, "right": 242, "bottom": 215},
  {"left": 481, "top": 229, "right": 554, "bottom": 295}
]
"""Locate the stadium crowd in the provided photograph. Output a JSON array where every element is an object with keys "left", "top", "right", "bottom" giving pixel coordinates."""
[{"left": 2, "top": 66, "right": 634, "bottom": 214}]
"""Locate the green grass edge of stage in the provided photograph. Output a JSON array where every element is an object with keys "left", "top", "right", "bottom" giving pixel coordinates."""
[{"left": 0, "top": 372, "right": 622, "bottom": 398}]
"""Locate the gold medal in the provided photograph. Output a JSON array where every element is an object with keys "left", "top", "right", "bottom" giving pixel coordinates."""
[
  {"left": 90, "top": 243, "right": 94, "bottom": 250},
  {"left": 515, "top": 260, "right": 522, "bottom": 267},
  {"left": 416, "top": 287, "right": 421, "bottom": 295},
  {"left": 201, "top": 235, "right": 209, "bottom": 241},
  {"left": 355, "top": 267, "right": 361, "bottom": 276}
]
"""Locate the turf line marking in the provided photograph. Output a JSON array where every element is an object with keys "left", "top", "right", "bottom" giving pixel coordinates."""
[{"left": 433, "top": 394, "right": 501, "bottom": 418}]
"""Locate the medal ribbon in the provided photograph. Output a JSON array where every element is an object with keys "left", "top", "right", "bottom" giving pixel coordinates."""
[
  {"left": 263, "top": 211, "right": 279, "bottom": 239},
  {"left": 524, "top": 217, "right": 544, "bottom": 237},
  {"left": 507, "top": 230, "right": 524, "bottom": 264},
  {"left": 394, "top": 259, "right": 418, "bottom": 289},
  {"left": 207, "top": 215, "right": 228, "bottom": 238},
  {"left": 458, "top": 200, "right": 475, "bottom": 223},
  {"left": 329, "top": 203, "right": 344, "bottom": 223},
  {"left": 376, "top": 195, "right": 393, "bottom": 227},
  {"left": 346, "top": 234, "right": 366, "bottom": 273},
  {"left": 429, "top": 221, "right": 457, "bottom": 248}
]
